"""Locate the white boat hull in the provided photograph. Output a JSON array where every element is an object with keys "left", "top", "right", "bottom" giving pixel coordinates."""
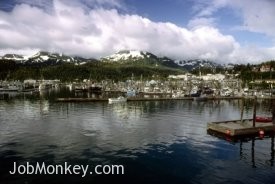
[{"left": 108, "top": 97, "right": 127, "bottom": 103}]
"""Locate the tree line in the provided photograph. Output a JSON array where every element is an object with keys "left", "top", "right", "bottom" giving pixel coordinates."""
[{"left": 0, "top": 60, "right": 183, "bottom": 82}]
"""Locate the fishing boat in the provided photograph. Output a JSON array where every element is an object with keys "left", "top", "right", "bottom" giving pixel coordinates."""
[
  {"left": 0, "top": 83, "right": 22, "bottom": 92},
  {"left": 126, "top": 89, "right": 137, "bottom": 97},
  {"left": 38, "top": 82, "right": 52, "bottom": 91},
  {"left": 255, "top": 116, "right": 272, "bottom": 123},
  {"left": 108, "top": 96, "right": 127, "bottom": 103}
]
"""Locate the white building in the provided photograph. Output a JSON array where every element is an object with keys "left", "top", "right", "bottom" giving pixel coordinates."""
[
  {"left": 200, "top": 74, "right": 225, "bottom": 81},
  {"left": 168, "top": 73, "right": 196, "bottom": 80}
]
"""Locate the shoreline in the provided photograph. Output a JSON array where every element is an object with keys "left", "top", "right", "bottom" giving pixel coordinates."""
[{"left": 55, "top": 96, "right": 245, "bottom": 102}]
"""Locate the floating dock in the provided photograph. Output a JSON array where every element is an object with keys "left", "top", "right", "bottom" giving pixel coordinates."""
[{"left": 207, "top": 119, "right": 275, "bottom": 136}]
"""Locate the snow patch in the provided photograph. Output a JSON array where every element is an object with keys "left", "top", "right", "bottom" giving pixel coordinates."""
[
  {"left": 2, "top": 54, "right": 24, "bottom": 60},
  {"left": 40, "top": 56, "right": 49, "bottom": 60},
  {"left": 103, "top": 50, "right": 145, "bottom": 61},
  {"left": 31, "top": 52, "right": 41, "bottom": 58},
  {"left": 23, "top": 55, "right": 30, "bottom": 60}
]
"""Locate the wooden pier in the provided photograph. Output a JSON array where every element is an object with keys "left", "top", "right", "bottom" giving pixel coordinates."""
[{"left": 207, "top": 119, "right": 275, "bottom": 136}]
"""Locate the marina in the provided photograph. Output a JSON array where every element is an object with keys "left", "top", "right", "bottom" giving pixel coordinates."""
[{"left": 1, "top": 0, "right": 275, "bottom": 183}]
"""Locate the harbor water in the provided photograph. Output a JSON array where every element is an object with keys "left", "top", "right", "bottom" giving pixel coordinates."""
[{"left": 0, "top": 90, "right": 274, "bottom": 184}]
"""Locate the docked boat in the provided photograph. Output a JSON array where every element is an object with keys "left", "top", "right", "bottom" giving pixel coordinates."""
[
  {"left": 108, "top": 96, "right": 127, "bottom": 103},
  {"left": 172, "top": 91, "right": 185, "bottom": 98},
  {"left": 255, "top": 116, "right": 272, "bottom": 123},
  {"left": 38, "top": 81, "right": 52, "bottom": 91},
  {"left": 0, "top": 86, "right": 20, "bottom": 92},
  {"left": 0, "top": 84, "right": 22, "bottom": 92},
  {"left": 126, "top": 89, "right": 137, "bottom": 97}
]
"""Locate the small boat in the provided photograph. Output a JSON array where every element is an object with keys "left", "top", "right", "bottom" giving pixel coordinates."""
[
  {"left": 108, "top": 96, "right": 127, "bottom": 103},
  {"left": 38, "top": 83, "right": 51, "bottom": 91},
  {"left": 0, "top": 85, "right": 22, "bottom": 92},
  {"left": 126, "top": 89, "right": 137, "bottom": 97},
  {"left": 255, "top": 116, "right": 272, "bottom": 123}
]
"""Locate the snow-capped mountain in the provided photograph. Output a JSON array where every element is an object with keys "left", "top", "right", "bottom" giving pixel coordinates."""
[
  {"left": 2, "top": 54, "right": 27, "bottom": 61},
  {"left": 1, "top": 50, "right": 225, "bottom": 71},
  {"left": 27, "top": 51, "right": 79, "bottom": 64},
  {"left": 1, "top": 51, "right": 93, "bottom": 65},
  {"left": 223, "top": 63, "right": 235, "bottom": 69},
  {"left": 101, "top": 50, "right": 183, "bottom": 69},
  {"left": 101, "top": 50, "right": 157, "bottom": 62},
  {"left": 175, "top": 59, "right": 221, "bottom": 71},
  {"left": 101, "top": 50, "right": 221, "bottom": 71}
]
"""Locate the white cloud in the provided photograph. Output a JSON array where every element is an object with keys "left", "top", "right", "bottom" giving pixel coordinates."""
[
  {"left": 187, "top": 17, "right": 216, "bottom": 29},
  {"left": 83, "top": 0, "right": 124, "bottom": 9},
  {"left": 15, "top": 0, "right": 124, "bottom": 11},
  {"left": 186, "top": 0, "right": 275, "bottom": 63},
  {"left": 229, "top": 0, "right": 275, "bottom": 38},
  {"left": 0, "top": 0, "right": 275, "bottom": 64},
  {"left": 192, "top": 0, "right": 228, "bottom": 17},
  {"left": 229, "top": 46, "right": 275, "bottom": 64},
  {"left": 191, "top": 0, "right": 275, "bottom": 39}
]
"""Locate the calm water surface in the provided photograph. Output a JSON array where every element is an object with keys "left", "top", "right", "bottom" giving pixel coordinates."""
[{"left": 0, "top": 91, "right": 274, "bottom": 184}]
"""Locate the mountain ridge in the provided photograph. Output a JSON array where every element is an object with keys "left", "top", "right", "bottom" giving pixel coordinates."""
[{"left": 0, "top": 50, "right": 224, "bottom": 71}]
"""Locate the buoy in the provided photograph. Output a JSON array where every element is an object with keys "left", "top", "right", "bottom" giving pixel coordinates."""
[
  {"left": 259, "top": 130, "right": 264, "bottom": 135},
  {"left": 226, "top": 129, "right": 231, "bottom": 135}
]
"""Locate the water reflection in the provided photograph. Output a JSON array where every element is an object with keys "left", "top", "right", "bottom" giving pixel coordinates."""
[
  {"left": 238, "top": 136, "right": 274, "bottom": 168},
  {"left": 1, "top": 95, "right": 275, "bottom": 183},
  {"left": 0, "top": 99, "right": 268, "bottom": 154},
  {"left": 209, "top": 130, "right": 275, "bottom": 168}
]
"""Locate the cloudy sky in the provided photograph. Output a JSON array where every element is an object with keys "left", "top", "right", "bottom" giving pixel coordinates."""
[{"left": 1, "top": 0, "right": 275, "bottom": 63}]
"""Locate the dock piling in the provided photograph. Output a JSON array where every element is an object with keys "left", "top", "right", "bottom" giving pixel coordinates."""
[
  {"left": 272, "top": 99, "right": 275, "bottom": 125},
  {"left": 253, "top": 96, "right": 257, "bottom": 127},
  {"left": 240, "top": 97, "right": 244, "bottom": 123}
]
